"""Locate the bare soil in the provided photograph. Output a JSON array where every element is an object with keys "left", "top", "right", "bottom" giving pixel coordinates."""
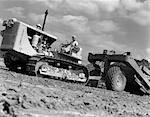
[{"left": 0, "top": 60, "right": 150, "bottom": 117}]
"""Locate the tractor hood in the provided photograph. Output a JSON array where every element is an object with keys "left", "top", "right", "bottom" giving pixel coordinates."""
[{"left": 21, "top": 20, "right": 58, "bottom": 45}]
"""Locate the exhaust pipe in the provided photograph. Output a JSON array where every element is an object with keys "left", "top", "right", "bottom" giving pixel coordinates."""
[{"left": 42, "top": 9, "right": 48, "bottom": 31}]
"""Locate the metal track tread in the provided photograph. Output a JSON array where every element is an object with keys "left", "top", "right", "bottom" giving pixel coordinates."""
[{"left": 26, "top": 58, "right": 89, "bottom": 85}]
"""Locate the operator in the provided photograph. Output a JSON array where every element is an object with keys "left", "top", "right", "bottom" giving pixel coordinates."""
[
  {"left": 70, "top": 35, "right": 79, "bottom": 47},
  {"left": 70, "top": 35, "right": 82, "bottom": 59},
  {"left": 61, "top": 35, "right": 79, "bottom": 54},
  {"left": 70, "top": 35, "right": 79, "bottom": 53}
]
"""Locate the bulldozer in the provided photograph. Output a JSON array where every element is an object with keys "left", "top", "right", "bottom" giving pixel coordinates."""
[
  {"left": 87, "top": 50, "right": 150, "bottom": 94},
  {"left": 1, "top": 10, "right": 150, "bottom": 95},
  {"left": 0, "top": 10, "right": 89, "bottom": 84}
]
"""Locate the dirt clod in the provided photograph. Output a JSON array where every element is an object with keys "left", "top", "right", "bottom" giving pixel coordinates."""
[{"left": 0, "top": 66, "right": 150, "bottom": 117}]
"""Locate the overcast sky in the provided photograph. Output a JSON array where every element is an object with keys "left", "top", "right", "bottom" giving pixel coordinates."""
[{"left": 0, "top": 0, "right": 150, "bottom": 64}]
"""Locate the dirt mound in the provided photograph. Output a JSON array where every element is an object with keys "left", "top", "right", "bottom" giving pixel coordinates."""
[{"left": 0, "top": 67, "right": 150, "bottom": 117}]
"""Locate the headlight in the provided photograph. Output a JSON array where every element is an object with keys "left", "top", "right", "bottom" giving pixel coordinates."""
[{"left": 3, "top": 18, "right": 17, "bottom": 27}]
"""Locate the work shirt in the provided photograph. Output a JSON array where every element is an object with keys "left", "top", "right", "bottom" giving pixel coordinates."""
[{"left": 71, "top": 40, "right": 78, "bottom": 46}]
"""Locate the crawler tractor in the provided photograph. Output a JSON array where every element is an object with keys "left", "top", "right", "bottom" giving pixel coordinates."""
[
  {"left": 0, "top": 13, "right": 89, "bottom": 84},
  {"left": 88, "top": 50, "right": 150, "bottom": 94}
]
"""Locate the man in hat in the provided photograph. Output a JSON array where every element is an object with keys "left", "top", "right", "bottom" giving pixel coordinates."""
[
  {"left": 70, "top": 35, "right": 78, "bottom": 47},
  {"left": 70, "top": 35, "right": 82, "bottom": 59}
]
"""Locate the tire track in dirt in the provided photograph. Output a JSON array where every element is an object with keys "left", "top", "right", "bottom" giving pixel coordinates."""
[{"left": 0, "top": 68, "right": 150, "bottom": 117}]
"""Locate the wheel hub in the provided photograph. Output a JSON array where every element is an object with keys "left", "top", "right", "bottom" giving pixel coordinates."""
[
  {"left": 40, "top": 64, "right": 49, "bottom": 72},
  {"left": 116, "top": 74, "right": 122, "bottom": 88}
]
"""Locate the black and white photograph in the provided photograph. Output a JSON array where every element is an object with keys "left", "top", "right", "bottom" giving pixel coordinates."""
[{"left": 0, "top": 0, "right": 150, "bottom": 116}]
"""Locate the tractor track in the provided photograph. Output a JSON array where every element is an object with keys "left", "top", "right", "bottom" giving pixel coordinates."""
[{"left": 0, "top": 64, "right": 150, "bottom": 117}]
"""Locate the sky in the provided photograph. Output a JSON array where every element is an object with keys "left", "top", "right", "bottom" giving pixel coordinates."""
[{"left": 0, "top": 0, "right": 150, "bottom": 64}]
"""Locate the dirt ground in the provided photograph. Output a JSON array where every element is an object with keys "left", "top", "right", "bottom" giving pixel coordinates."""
[{"left": 0, "top": 60, "right": 150, "bottom": 117}]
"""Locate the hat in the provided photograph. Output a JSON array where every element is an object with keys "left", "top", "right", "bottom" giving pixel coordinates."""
[
  {"left": 36, "top": 24, "right": 42, "bottom": 29},
  {"left": 72, "top": 35, "right": 76, "bottom": 40}
]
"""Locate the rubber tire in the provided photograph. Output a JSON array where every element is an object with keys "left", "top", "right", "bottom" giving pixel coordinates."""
[
  {"left": 35, "top": 61, "right": 49, "bottom": 78},
  {"left": 106, "top": 65, "right": 127, "bottom": 92}
]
